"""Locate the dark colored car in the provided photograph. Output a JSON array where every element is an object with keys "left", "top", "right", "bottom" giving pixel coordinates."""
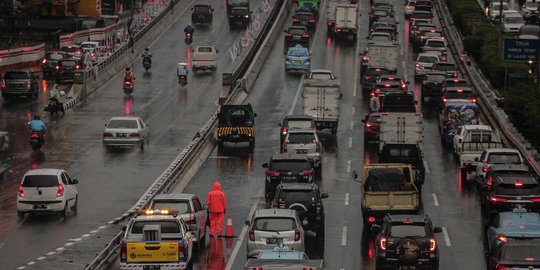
[
  {"left": 410, "top": 10, "right": 433, "bottom": 23},
  {"left": 480, "top": 164, "right": 540, "bottom": 224},
  {"left": 410, "top": 23, "right": 436, "bottom": 42},
  {"left": 55, "top": 59, "right": 81, "bottom": 82},
  {"left": 379, "top": 143, "right": 425, "bottom": 188},
  {"left": 60, "top": 44, "right": 82, "bottom": 59},
  {"left": 42, "top": 51, "right": 67, "bottom": 77},
  {"left": 284, "top": 26, "right": 311, "bottom": 52},
  {"left": 486, "top": 240, "right": 540, "bottom": 270},
  {"left": 228, "top": 6, "right": 251, "bottom": 27},
  {"left": 411, "top": 25, "right": 437, "bottom": 45},
  {"left": 369, "top": 9, "right": 391, "bottom": 25},
  {"left": 416, "top": 0, "right": 433, "bottom": 7},
  {"left": 374, "top": 74, "right": 409, "bottom": 94},
  {"left": 415, "top": 29, "right": 444, "bottom": 51},
  {"left": 262, "top": 154, "right": 314, "bottom": 204},
  {"left": 226, "top": 0, "right": 249, "bottom": 14},
  {"left": 380, "top": 91, "right": 416, "bottom": 113},
  {"left": 271, "top": 183, "right": 328, "bottom": 238},
  {"left": 362, "top": 112, "right": 382, "bottom": 143},
  {"left": 191, "top": 4, "right": 214, "bottom": 24},
  {"left": 373, "top": 26, "right": 397, "bottom": 41},
  {"left": 374, "top": 214, "right": 442, "bottom": 270},
  {"left": 292, "top": 11, "right": 317, "bottom": 34},
  {"left": 1, "top": 70, "right": 40, "bottom": 100},
  {"left": 431, "top": 62, "right": 458, "bottom": 78},
  {"left": 279, "top": 115, "right": 315, "bottom": 147},
  {"left": 362, "top": 67, "right": 391, "bottom": 95},
  {"left": 420, "top": 71, "right": 447, "bottom": 103}
]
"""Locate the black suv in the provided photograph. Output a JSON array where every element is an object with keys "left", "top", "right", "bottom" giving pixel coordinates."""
[
  {"left": 42, "top": 51, "right": 67, "bottom": 77},
  {"left": 279, "top": 115, "right": 315, "bottom": 147},
  {"left": 55, "top": 59, "right": 81, "bottom": 82},
  {"left": 420, "top": 71, "right": 446, "bottom": 104},
  {"left": 431, "top": 62, "right": 458, "bottom": 78},
  {"left": 283, "top": 26, "right": 311, "bottom": 52},
  {"left": 191, "top": 4, "right": 214, "bottom": 24},
  {"left": 262, "top": 154, "right": 314, "bottom": 204},
  {"left": 292, "top": 11, "right": 316, "bottom": 34},
  {"left": 1, "top": 70, "right": 40, "bottom": 100},
  {"left": 374, "top": 214, "right": 442, "bottom": 270},
  {"left": 480, "top": 164, "right": 540, "bottom": 223},
  {"left": 486, "top": 240, "right": 540, "bottom": 270},
  {"left": 271, "top": 183, "right": 328, "bottom": 238},
  {"left": 361, "top": 67, "right": 391, "bottom": 95},
  {"left": 228, "top": 6, "right": 251, "bottom": 28}
]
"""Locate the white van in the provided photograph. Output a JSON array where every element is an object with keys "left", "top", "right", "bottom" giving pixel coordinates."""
[{"left": 502, "top": 11, "right": 524, "bottom": 34}]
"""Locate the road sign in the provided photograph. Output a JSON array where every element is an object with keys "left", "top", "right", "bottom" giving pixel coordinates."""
[{"left": 503, "top": 38, "right": 539, "bottom": 62}]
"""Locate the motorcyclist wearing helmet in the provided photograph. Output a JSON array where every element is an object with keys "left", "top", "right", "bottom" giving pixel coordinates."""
[
  {"left": 124, "top": 67, "right": 135, "bottom": 86},
  {"left": 177, "top": 62, "right": 189, "bottom": 83},
  {"left": 142, "top": 47, "right": 152, "bottom": 58},
  {"left": 48, "top": 80, "right": 65, "bottom": 114},
  {"left": 184, "top": 24, "right": 195, "bottom": 36},
  {"left": 29, "top": 114, "right": 46, "bottom": 144}
]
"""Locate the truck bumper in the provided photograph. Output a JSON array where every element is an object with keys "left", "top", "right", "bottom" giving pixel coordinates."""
[
  {"left": 459, "top": 154, "right": 479, "bottom": 171},
  {"left": 120, "top": 263, "right": 188, "bottom": 270}
]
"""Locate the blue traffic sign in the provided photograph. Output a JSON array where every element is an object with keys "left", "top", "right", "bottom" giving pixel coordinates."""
[{"left": 503, "top": 38, "right": 539, "bottom": 62}]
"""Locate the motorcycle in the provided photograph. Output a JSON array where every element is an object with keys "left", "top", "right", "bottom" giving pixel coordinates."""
[
  {"left": 143, "top": 57, "right": 151, "bottom": 71},
  {"left": 185, "top": 32, "right": 193, "bottom": 45},
  {"left": 44, "top": 99, "right": 65, "bottom": 116},
  {"left": 29, "top": 132, "right": 43, "bottom": 151},
  {"left": 123, "top": 80, "right": 134, "bottom": 94},
  {"left": 179, "top": 74, "right": 187, "bottom": 85}
]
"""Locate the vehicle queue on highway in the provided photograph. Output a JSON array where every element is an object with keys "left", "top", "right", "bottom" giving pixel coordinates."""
[{"left": 3, "top": 0, "right": 540, "bottom": 268}]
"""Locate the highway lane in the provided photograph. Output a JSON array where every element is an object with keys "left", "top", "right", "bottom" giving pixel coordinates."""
[{"left": 0, "top": 0, "right": 275, "bottom": 268}]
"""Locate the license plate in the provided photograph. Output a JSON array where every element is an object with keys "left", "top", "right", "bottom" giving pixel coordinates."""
[
  {"left": 282, "top": 176, "right": 297, "bottom": 181},
  {"left": 33, "top": 204, "right": 47, "bottom": 209},
  {"left": 266, "top": 238, "right": 282, "bottom": 244},
  {"left": 301, "top": 21, "right": 307, "bottom": 25},
  {"left": 297, "top": 149, "right": 308, "bottom": 154},
  {"left": 293, "top": 60, "right": 302, "bottom": 64},
  {"left": 116, "top": 133, "right": 127, "bottom": 137}
]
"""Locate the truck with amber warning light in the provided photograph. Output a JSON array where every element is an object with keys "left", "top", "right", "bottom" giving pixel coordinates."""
[{"left": 120, "top": 209, "right": 196, "bottom": 270}]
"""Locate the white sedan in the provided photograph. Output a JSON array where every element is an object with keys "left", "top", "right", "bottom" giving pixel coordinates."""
[{"left": 102, "top": 116, "right": 150, "bottom": 150}]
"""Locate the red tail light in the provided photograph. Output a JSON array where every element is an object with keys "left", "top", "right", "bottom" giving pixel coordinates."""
[
  {"left": 302, "top": 34, "right": 310, "bottom": 38},
  {"left": 366, "top": 122, "right": 373, "bottom": 128},
  {"left": 496, "top": 264, "right": 509, "bottom": 270},
  {"left": 532, "top": 198, "right": 540, "bottom": 203},
  {"left": 490, "top": 196, "right": 507, "bottom": 203},
  {"left": 470, "top": 98, "right": 477, "bottom": 103},
  {"left": 27, "top": 81, "right": 32, "bottom": 89},
  {"left": 327, "top": 22, "right": 333, "bottom": 26},
  {"left": 482, "top": 164, "right": 489, "bottom": 173},
  {"left": 497, "top": 234, "right": 508, "bottom": 243},
  {"left": 406, "top": 6, "right": 413, "bottom": 10},
  {"left": 368, "top": 217, "right": 376, "bottom": 223},
  {"left": 364, "top": 76, "right": 371, "bottom": 81},
  {"left": 282, "top": 127, "right": 287, "bottom": 136},
  {"left": 1, "top": 80, "right": 5, "bottom": 88},
  {"left": 191, "top": 8, "right": 195, "bottom": 13},
  {"left": 249, "top": 229, "right": 255, "bottom": 241},
  {"left": 76, "top": 65, "right": 80, "bottom": 70},
  {"left": 56, "top": 65, "right": 60, "bottom": 70},
  {"left": 266, "top": 171, "right": 279, "bottom": 177},
  {"left": 415, "top": 63, "right": 420, "bottom": 68},
  {"left": 56, "top": 184, "right": 64, "bottom": 197},
  {"left": 487, "top": 177, "right": 493, "bottom": 186},
  {"left": 308, "top": 19, "right": 315, "bottom": 23},
  {"left": 178, "top": 241, "right": 185, "bottom": 258},
  {"left": 293, "top": 18, "right": 300, "bottom": 22},
  {"left": 336, "top": 28, "right": 342, "bottom": 32},
  {"left": 453, "top": 73, "right": 458, "bottom": 77},
  {"left": 31, "top": 133, "right": 40, "bottom": 139},
  {"left": 316, "top": 202, "right": 322, "bottom": 214},
  {"left": 442, "top": 98, "right": 447, "bottom": 103},
  {"left": 18, "top": 185, "right": 24, "bottom": 197},
  {"left": 129, "top": 133, "right": 140, "bottom": 137},
  {"left": 294, "top": 229, "right": 300, "bottom": 241},
  {"left": 42, "top": 59, "right": 47, "bottom": 64},
  {"left": 379, "top": 237, "right": 387, "bottom": 250},
  {"left": 120, "top": 243, "right": 127, "bottom": 262},
  {"left": 187, "top": 33, "right": 192, "bottom": 37},
  {"left": 515, "top": 181, "right": 523, "bottom": 188},
  {"left": 429, "top": 238, "right": 437, "bottom": 251},
  {"left": 299, "top": 170, "right": 312, "bottom": 177},
  {"left": 103, "top": 132, "right": 113, "bottom": 137}
]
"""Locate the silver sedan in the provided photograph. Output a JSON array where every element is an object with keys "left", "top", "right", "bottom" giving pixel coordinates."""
[{"left": 102, "top": 116, "right": 150, "bottom": 150}]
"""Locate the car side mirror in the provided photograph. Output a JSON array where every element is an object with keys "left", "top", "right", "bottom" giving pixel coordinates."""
[
  {"left": 334, "top": 76, "right": 338, "bottom": 79},
  {"left": 245, "top": 220, "right": 250, "bottom": 226},
  {"left": 253, "top": 113, "right": 257, "bottom": 117},
  {"left": 192, "top": 49, "right": 195, "bottom": 52},
  {"left": 433, "top": 227, "right": 443, "bottom": 233},
  {"left": 321, "top": 193, "right": 329, "bottom": 199},
  {"left": 262, "top": 163, "right": 268, "bottom": 168},
  {"left": 72, "top": 179, "right": 79, "bottom": 184},
  {"left": 474, "top": 157, "right": 479, "bottom": 162},
  {"left": 370, "top": 224, "right": 381, "bottom": 234},
  {"left": 277, "top": 122, "right": 282, "bottom": 127},
  {"left": 105, "top": 124, "right": 107, "bottom": 127}
]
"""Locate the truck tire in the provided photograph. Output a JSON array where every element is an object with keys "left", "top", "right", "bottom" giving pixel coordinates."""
[
  {"left": 249, "top": 139, "right": 255, "bottom": 149},
  {"left": 316, "top": 220, "right": 325, "bottom": 239}
]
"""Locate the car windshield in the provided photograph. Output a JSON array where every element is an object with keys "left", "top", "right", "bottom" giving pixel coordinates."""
[
  {"left": 505, "top": 16, "right": 523, "bottom": 24},
  {"left": 131, "top": 221, "right": 180, "bottom": 234},
  {"left": 4, "top": 72, "right": 29, "bottom": 79},
  {"left": 502, "top": 245, "right": 540, "bottom": 261},
  {"left": 390, "top": 224, "right": 427, "bottom": 237},
  {"left": 272, "top": 160, "right": 311, "bottom": 171},
  {"left": 278, "top": 189, "right": 316, "bottom": 203},
  {"left": 151, "top": 200, "right": 191, "bottom": 214},
  {"left": 310, "top": 73, "right": 332, "bottom": 80},
  {"left": 287, "top": 133, "right": 315, "bottom": 144},
  {"left": 418, "top": 55, "right": 439, "bottom": 63},
  {"left": 108, "top": 120, "right": 138, "bottom": 129},
  {"left": 22, "top": 175, "right": 58, "bottom": 187},
  {"left": 287, "top": 120, "right": 313, "bottom": 129},
  {"left": 434, "top": 64, "right": 456, "bottom": 71},
  {"left": 47, "top": 53, "right": 64, "bottom": 60},
  {"left": 253, "top": 217, "right": 297, "bottom": 231},
  {"left": 288, "top": 49, "right": 308, "bottom": 57},
  {"left": 488, "top": 153, "right": 522, "bottom": 164}
]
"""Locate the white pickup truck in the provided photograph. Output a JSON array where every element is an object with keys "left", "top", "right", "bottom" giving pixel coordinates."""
[
  {"left": 453, "top": 125, "right": 503, "bottom": 180},
  {"left": 302, "top": 76, "right": 341, "bottom": 135}
]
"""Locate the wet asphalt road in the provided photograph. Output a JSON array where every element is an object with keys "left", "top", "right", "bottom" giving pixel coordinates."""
[{"left": 0, "top": 0, "right": 274, "bottom": 268}]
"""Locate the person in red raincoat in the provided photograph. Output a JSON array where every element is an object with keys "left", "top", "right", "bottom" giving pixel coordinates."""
[{"left": 207, "top": 181, "right": 226, "bottom": 237}]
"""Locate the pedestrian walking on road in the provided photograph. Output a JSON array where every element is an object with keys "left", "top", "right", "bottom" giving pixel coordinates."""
[{"left": 207, "top": 181, "right": 227, "bottom": 237}]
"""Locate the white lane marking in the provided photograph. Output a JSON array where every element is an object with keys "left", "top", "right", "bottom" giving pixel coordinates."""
[
  {"left": 69, "top": 238, "right": 82, "bottom": 242},
  {"left": 16, "top": 267, "right": 25, "bottom": 269},
  {"left": 287, "top": 75, "right": 305, "bottom": 115},
  {"left": 55, "top": 247, "right": 65, "bottom": 252},
  {"left": 350, "top": 121, "right": 354, "bottom": 130},
  {"left": 348, "top": 137, "right": 353, "bottom": 148},
  {"left": 432, "top": 193, "right": 440, "bottom": 206},
  {"left": 27, "top": 261, "right": 35, "bottom": 265},
  {"left": 402, "top": 60, "right": 408, "bottom": 81},
  {"left": 346, "top": 160, "right": 351, "bottom": 173},
  {"left": 442, "top": 227, "right": 452, "bottom": 246},
  {"left": 424, "top": 160, "right": 430, "bottom": 174},
  {"left": 37, "top": 257, "right": 46, "bottom": 260},
  {"left": 46, "top": 252, "right": 55, "bottom": 256},
  {"left": 90, "top": 230, "right": 99, "bottom": 234},
  {"left": 345, "top": 193, "right": 350, "bottom": 206},
  {"left": 64, "top": 242, "right": 74, "bottom": 247},
  {"left": 98, "top": 225, "right": 108, "bottom": 229},
  {"left": 82, "top": 234, "right": 91, "bottom": 238},
  {"left": 341, "top": 226, "right": 348, "bottom": 246},
  {"left": 351, "top": 106, "right": 355, "bottom": 115},
  {"left": 226, "top": 189, "right": 264, "bottom": 270}
]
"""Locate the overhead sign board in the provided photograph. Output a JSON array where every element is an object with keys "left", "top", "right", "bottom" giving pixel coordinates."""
[{"left": 503, "top": 38, "right": 539, "bottom": 62}]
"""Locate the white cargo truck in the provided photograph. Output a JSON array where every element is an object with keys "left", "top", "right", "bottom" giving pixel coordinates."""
[
  {"left": 362, "top": 43, "right": 399, "bottom": 74},
  {"left": 327, "top": 2, "right": 358, "bottom": 40},
  {"left": 302, "top": 78, "right": 341, "bottom": 135}
]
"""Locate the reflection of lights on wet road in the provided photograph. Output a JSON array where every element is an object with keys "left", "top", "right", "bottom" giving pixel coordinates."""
[
  {"left": 124, "top": 96, "right": 133, "bottom": 116},
  {"left": 326, "top": 37, "right": 332, "bottom": 46},
  {"left": 42, "top": 80, "right": 48, "bottom": 94},
  {"left": 31, "top": 161, "right": 39, "bottom": 170},
  {"left": 186, "top": 48, "right": 192, "bottom": 69}
]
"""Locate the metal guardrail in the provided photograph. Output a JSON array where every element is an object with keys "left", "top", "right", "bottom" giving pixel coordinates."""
[
  {"left": 433, "top": 0, "right": 540, "bottom": 176},
  {"left": 84, "top": 0, "right": 288, "bottom": 269}
]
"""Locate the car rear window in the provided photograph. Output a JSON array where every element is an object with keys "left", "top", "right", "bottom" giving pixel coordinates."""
[
  {"left": 151, "top": 200, "right": 191, "bottom": 214},
  {"left": 107, "top": 120, "right": 138, "bottom": 129},
  {"left": 426, "top": 40, "right": 445, "bottom": 47},
  {"left": 60, "top": 61, "right": 77, "bottom": 67},
  {"left": 502, "top": 245, "right": 540, "bottom": 261},
  {"left": 131, "top": 221, "right": 180, "bottom": 234},
  {"left": 412, "top": 12, "right": 433, "bottom": 19},
  {"left": 368, "top": 114, "right": 381, "bottom": 123},
  {"left": 253, "top": 217, "right": 297, "bottom": 231},
  {"left": 271, "top": 160, "right": 311, "bottom": 171},
  {"left": 366, "top": 68, "right": 390, "bottom": 76},
  {"left": 426, "top": 74, "right": 446, "bottom": 82},
  {"left": 288, "top": 49, "right": 308, "bottom": 57},
  {"left": 4, "top": 72, "right": 29, "bottom": 79},
  {"left": 198, "top": 47, "right": 213, "bottom": 53},
  {"left": 47, "top": 53, "right": 64, "bottom": 60},
  {"left": 310, "top": 73, "right": 332, "bottom": 80},
  {"left": 390, "top": 224, "right": 427, "bottom": 238},
  {"left": 22, "top": 175, "right": 58, "bottom": 187},
  {"left": 445, "top": 80, "right": 468, "bottom": 87},
  {"left": 418, "top": 55, "right": 438, "bottom": 63},
  {"left": 434, "top": 64, "right": 456, "bottom": 71},
  {"left": 445, "top": 90, "right": 473, "bottom": 99},
  {"left": 287, "top": 133, "right": 315, "bottom": 144},
  {"left": 278, "top": 189, "right": 316, "bottom": 203},
  {"left": 61, "top": 46, "right": 79, "bottom": 53},
  {"left": 294, "top": 13, "right": 313, "bottom": 20},
  {"left": 289, "top": 28, "right": 305, "bottom": 35},
  {"left": 488, "top": 153, "right": 521, "bottom": 164},
  {"left": 194, "top": 6, "right": 210, "bottom": 12},
  {"left": 370, "top": 35, "right": 390, "bottom": 42}
]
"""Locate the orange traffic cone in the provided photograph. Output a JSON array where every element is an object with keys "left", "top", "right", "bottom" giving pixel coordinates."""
[{"left": 224, "top": 214, "right": 235, "bottom": 238}]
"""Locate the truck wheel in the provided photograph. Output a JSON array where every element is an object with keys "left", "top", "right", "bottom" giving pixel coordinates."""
[
  {"left": 61, "top": 202, "right": 69, "bottom": 218},
  {"left": 249, "top": 139, "right": 255, "bottom": 149},
  {"left": 71, "top": 196, "right": 78, "bottom": 215},
  {"left": 316, "top": 221, "right": 325, "bottom": 239}
]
